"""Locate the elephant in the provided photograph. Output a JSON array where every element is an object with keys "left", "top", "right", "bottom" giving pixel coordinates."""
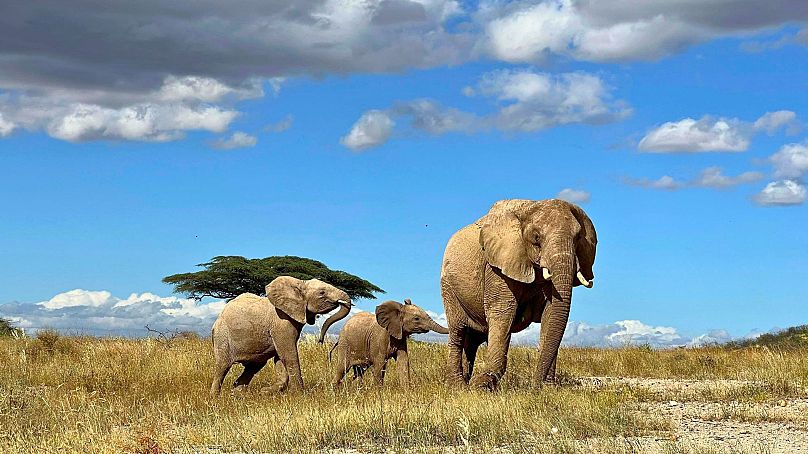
[
  {"left": 329, "top": 299, "right": 448, "bottom": 388},
  {"left": 440, "top": 199, "right": 597, "bottom": 390},
  {"left": 210, "top": 276, "right": 351, "bottom": 396}
]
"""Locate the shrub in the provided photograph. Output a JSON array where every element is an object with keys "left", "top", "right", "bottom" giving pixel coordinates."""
[{"left": 0, "top": 318, "right": 23, "bottom": 337}]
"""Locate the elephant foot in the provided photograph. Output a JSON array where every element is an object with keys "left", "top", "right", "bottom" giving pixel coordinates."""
[{"left": 469, "top": 371, "right": 499, "bottom": 392}]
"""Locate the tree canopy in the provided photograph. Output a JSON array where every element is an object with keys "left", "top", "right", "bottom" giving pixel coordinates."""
[
  {"left": 162, "top": 255, "right": 384, "bottom": 301},
  {"left": 0, "top": 318, "right": 22, "bottom": 337}
]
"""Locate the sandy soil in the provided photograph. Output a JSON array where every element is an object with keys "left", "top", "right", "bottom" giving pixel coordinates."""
[{"left": 581, "top": 376, "right": 808, "bottom": 453}]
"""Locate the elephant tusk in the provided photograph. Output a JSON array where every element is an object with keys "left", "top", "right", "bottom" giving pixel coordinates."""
[
  {"left": 337, "top": 299, "right": 351, "bottom": 307},
  {"left": 542, "top": 267, "right": 552, "bottom": 280},
  {"left": 576, "top": 271, "right": 593, "bottom": 288}
]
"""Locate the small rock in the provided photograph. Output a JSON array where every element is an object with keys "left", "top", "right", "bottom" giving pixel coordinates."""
[
  {"left": 550, "top": 427, "right": 559, "bottom": 435},
  {"left": 668, "top": 400, "right": 679, "bottom": 406}
]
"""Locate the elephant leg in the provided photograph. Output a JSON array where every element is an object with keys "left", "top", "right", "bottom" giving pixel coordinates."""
[
  {"left": 210, "top": 358, "right": 232, "bottom": 397},
  {"left": 233, "top": 361, "right": 266, "bottom": 389},
  {"left": 273, "top": 324, "right": 304, "bottom": 392},
  {"left": 535, "top": 302, "right": 562, "bottom": 385},
  {"left": 470, "top": 273, "right": 516, "bottom": 391},
  {"left": 462, "top": 329, "right": 485, "bottom": 383},
  {"left": 332, "top": 345, "right": 349, "bottom": 389},
  {"left": 371, "top": 359, "right": 388, "bottom": 386},
  {"left": 273, "top": 357, "right": 289, "bottom": 392},
  {"left": 442, "top": 279, "right": 468, "bottom": 386},
  {"left": 396, "top": 349, "right": 410, "bottom": 388}
]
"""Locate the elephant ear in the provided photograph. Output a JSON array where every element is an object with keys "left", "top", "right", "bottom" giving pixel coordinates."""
[
  {"left": 479, "top": 202, "right": 535, "bottom": 284},
  {"left": 569, "top": 203, "right": 598, "bottom": 281},
  {"left": 375, "top": 300, "right": 404, "bottom": 340},
  {"left": 266, "top": 276, "right": 306, "bottom": 324}
]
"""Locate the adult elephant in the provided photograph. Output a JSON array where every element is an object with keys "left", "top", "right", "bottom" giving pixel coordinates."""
[
  {"left": 210, "top": 276, "right": 352, "bottom": 396},
  {"left": 441, "top": 199, "right": 597, "bottom": 390}
]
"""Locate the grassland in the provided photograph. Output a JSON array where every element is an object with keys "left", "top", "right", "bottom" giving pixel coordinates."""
[{"left": 0, "top": 332, "right": 806, "bottom": 453}]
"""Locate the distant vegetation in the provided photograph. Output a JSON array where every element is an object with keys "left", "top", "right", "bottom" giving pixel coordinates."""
[
  {"left": 162, "top": 255, "right": 384, "bottom": 300},
  {"left": 726, "top": 325, "right": 808, "bottom": 349},
  {"left": 0, "top": 318, "right": 21, "bottom": 337}
]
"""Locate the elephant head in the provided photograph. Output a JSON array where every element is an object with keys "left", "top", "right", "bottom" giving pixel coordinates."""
[
  {"left": 375, "top": 299, "right": 449, "bottom": 340},
  {"left": 266, "top": 276, "right": 352, "bottom": 327},
  {"left": 478, "top": 199, "right": 597, "bottom": 381}
]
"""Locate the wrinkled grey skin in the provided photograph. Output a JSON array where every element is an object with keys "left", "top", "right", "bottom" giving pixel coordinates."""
[
  {"left": 441, "top": 199, "right": 597, "bottom": 390},
  {"left": 210, "top": 276, "right": 351, "bottom": 396},
  {"left": 330, "top": 299, "right": 448, "bottom": 388}
]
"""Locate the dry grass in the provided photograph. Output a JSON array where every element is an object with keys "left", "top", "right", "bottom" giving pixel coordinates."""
[{"left": 0, "top": 334, "right": 806, "bottom": 453}]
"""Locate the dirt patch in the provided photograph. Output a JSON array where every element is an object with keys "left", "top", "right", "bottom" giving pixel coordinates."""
[{"left": 581, "top": 376, "right": 808, "bottom": 453}]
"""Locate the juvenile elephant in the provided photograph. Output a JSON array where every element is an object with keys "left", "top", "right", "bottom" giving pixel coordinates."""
[
  {"left": 441, "top": 199, "right": 597, "bottom": 390},
  {"left": 330, "top": 299, "right": 448, "bottom": 388},
  {"left": 210, "top": 276, "right": 351, "bottom": 396}
]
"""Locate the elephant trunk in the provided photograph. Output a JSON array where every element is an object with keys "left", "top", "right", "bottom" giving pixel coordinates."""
[
  {"left": 428, "top": 318, "right": 449, "bottom": 335},
  {"left": 317, "top": 301, "right": 351, "bottom": 343},
  {"left": 536, "top": 241, "right": 575, "bottom": 383}
]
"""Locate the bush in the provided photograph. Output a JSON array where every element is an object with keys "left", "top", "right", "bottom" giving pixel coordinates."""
[
  {"left": 0, "top": 318, "right": 22, "bottom": 337},
  {"left": 29, "top": 329, "right": 77, "bottom": 360}
]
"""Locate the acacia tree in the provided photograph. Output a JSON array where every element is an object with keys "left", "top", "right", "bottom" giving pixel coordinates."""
[{"left": 163, "top": 255, "right": 384, "bottom": 301}]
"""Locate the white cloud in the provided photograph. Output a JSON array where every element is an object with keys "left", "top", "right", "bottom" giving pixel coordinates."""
[
  {"left": 2, "top": 293, "right": 744, "bottom": 348},
  {"left": 511, "top": 318, "right": 729, "bottom": 348},
  {"left": 156, "top": 76, "right": 263, "bottom": 103},
  {"left": 478, "top": 70, "right": 631, "bottom": 131},
  {"left": 39, "top": 289, "right": 114, "bottom": 310},
  {"left": 211, "top": 131, "right": 258, "bottom": 150},
  {"left": 624, "top": 175, "right": 684, "bottom": 190},
  {"left": 691, "top": 167, "right": 764, "bottom": 189},
  {"left": 770, "top": 143, "right": 808, "bottom": 179},
  {"left": 0, "top": 113, "right": 15, "bottom": 137},
  {"left": 264, "top": 115, "right": 294, "bottom": 133},
  {"left": 638, "top": 111, "right": 798, "bottom": 153},
  {"left": 754, "top": 180, "right": 807, "bottom": 206},
  {"left": 639, "top": 117, "right": 750, "bottom": 152},
  {"left": 342, "top": 70, "right": 629, "bottom": 149},
  {"left": 626, "top": 167, "right": 763, "bottom": 191},
  {"left": 2, "top": 289, "right": 226, "bottom": 335},
  {"left": 556, "top": 188, "right": 591, "bottom": 203},
  {"left": 480, "top": 0, "right": 808, "bottom": 63},
  {"left": 754, "top": 110, "right": 800, "bottom": 135},
  {"left": 341, "top": 110, "right": 395, "bottom": 151}
]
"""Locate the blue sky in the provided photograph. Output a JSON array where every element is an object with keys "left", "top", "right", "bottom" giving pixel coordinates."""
[{"left": 1, "top": 1, "right": 807, "bottom": 346}]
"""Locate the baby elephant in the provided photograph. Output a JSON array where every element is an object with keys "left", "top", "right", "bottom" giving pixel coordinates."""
[
  {"left": 330, "top": 299, "right": 448, "bottom": 388},
  {"left": 210, "top": 276, "right": 351, "bottom": 396}
]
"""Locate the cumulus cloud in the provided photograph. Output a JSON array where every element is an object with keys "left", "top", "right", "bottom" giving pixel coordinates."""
[
  {"left": 692, "top": 167, "right": 764, "bottom": 189},
  {"left": 556, "top": 188, "right": 591, "bottom": 203},
  {"left": 769, "top": 143, "right": 808, "bottom": 179},
  {"left": 639, "top": 117, "right": 750, "bottom": 152},
  {"left": 211, "top": 131, "right": 258, "bottom": 150},
  {"left": 0, "top": 291, "right": 743, "bottom": 348},
  {"left": 752, "top": 142, "right": 808, "bottom": 207},
  {"left": 625, "top": 167, "right": 763, "bottom": 191},
  {"left": 0, "top": 112, "right": 15, "bottom": 136},
  {"left": 623, "top": 175, "right": 685, "bottom": 190},
  {"left": 341, "top": 110, "right": 395, "bottom": 151},
  {"left": 638, "top": 111, "right": 798, "bottom": 153},
  {"left": 753, "top": 180, "right": 807, "bottom": 206},
  {"left": 480, "top": 0, "right": 808, "bottom": 63},
  {"left": 264, "top": 115, "right": 294, "bottom": 133},
  {"left": 342, "top": 70, "right": 629, "bottom": 149},
  {"left": 508, "top": 318, "right": 733, "bottom": 348},
  {"left": 0, "top": 289, "right": 226, "bottom": 336}
]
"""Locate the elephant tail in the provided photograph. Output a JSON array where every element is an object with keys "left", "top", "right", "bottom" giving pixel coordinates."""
[{"left": 328, "top": 341, "right": 339, "bottom": 363}]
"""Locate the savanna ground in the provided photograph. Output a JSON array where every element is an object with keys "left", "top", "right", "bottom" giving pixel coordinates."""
[{"left": 1, "top": 332, "right": 806, "bottom": 453}]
